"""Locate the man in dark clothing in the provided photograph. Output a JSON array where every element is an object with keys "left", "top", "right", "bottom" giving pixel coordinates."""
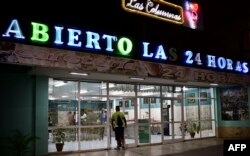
[{"left": 111, "top": 106, "right": 127, "bottom": 150}]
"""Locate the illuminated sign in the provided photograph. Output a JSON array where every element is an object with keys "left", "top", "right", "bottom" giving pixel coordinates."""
[
  {"left": 122, "top": 0, "right": 184, "bottom": 24},
  {"left": 122, "top": 0, "right": 203, "bottom": 30},
  {"left": 183, "top": 0, "right": 202, "bottom": 30},
  {"left": 0, "top": 18, "right": 248, "bottom": 74}
]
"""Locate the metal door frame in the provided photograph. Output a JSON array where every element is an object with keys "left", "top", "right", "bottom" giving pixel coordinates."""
[{"left": 162, "top": 97, "right": 184, "bottom": 143}]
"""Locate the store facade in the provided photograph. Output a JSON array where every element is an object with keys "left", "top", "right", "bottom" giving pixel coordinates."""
[
  {"left": 0, "top": 5, "right": 250, "bottom": 155},
  {"left": 47, "top": 77, "right": 217, "bottom": 151}
]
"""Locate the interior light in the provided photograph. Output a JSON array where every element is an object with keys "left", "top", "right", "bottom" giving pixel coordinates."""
[
  {"left": 54, "top": 81, "right": 67, "bottom": 87},
  {"left": 49, "top": 96, "right": 56, "bottom": 100},
  {"left": 70, "top": 72, "right": 89, "bottom": 76},
  {"left": 129, "top": 77, "right": 145, "bottom": 81},
  {"left": 175, "top": 87, "right": 182, "bottom": 92},
  {"left": 101, "top": 83, "right": 115, "bottom": 89},
  {"left": 110, "top": 91, "right": 124, "bottom": 95},
  {"left": 182, "top": 86, "right": 188, "bottom": 91},
  {"left": 210, "top": 83, "right": 218, "bottom": 86},
  {"left": 80, "top": 90, "right": 88, "bottom": 94},
  {"left": 140, "top": 86, "right": 154, "bottom": 91}
]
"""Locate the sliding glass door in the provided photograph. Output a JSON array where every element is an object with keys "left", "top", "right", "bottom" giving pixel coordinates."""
[{"left": 162, "top": 86, "right": 184, "bottom": 143}]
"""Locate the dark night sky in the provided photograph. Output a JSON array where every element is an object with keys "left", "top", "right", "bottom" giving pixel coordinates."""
[
  {"left": 202, "top": 1, "right": 250, "bottom": 57},
  {"left": 2, "top": 0, "right": 250, "bottom": 59}
]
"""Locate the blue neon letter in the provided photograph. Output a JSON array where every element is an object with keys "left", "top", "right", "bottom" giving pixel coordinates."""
[
  {"left": 67, "top": 28, "right": 82, "bottom": 47},
  {"left": 54, "top": 26, "right": 64, "bottom": 45},
  {"left": 102, "top": 34, "right": 117, "bottom": 52},
  {"left": 142, "top": 42, "right": 153, "bottom": 58},
  {"left": 2, "top": 19, "right": 25, "bottom": 39},
  {"left": 86, "top": 31, "right": 101, "bottom": 50}
]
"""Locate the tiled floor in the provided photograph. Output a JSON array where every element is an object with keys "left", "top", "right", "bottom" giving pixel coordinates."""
[
  {"left": 49, "top": 135, "right": 190, "bottom": 152},
  {"left": 48, "top": 138, "right": 223, "bottom": 156}
]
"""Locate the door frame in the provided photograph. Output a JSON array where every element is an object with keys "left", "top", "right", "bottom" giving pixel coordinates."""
[
  {"left": 108, "top": 97, "right": 138, "bottom": 148},
  {"left": 162, "top": 97, "right": 184, "bottom": 143},
  {"left": 121, "top": 97, "right": 138, "bottom": 147}
]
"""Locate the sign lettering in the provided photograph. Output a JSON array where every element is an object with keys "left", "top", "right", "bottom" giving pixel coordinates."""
[
  {"left": 122, "top": 0, "right": 184, "bottom": 24},
  {"left": 0, "top": 18, "right": 248, "bottom": 74}
]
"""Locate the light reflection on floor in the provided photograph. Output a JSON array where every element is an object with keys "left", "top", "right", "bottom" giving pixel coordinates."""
[
  {"left": 49, "top": 130, "right": 214, "bottom": 153},
  {"left": 49, "top": 135, "right": 163, "bottom": 152}
]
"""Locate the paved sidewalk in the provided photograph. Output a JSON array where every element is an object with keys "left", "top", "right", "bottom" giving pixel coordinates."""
[{"left": 51, "top": 138, "right": 223, "bottom": 156}]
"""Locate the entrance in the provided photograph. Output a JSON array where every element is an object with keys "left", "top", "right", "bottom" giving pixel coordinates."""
[
  {"left": 48, "top": 80, "right": 216, "bottom": 153},
  {"left": 109, "top": 97, "right": 137, "bottom": 148},
  {"left": 137, "top": 97, "right": 162, "bottom": 145},
  {"left": 162, "top": 98, "right": 184, "bottom": 143}
]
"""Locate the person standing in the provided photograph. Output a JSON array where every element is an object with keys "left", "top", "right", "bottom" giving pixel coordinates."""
[
  {"left": 67, "top": 111, "right": 74, "bottom": 125},
  {"left": 81, "top": 110, "right": 87, "bottom": 125},
  {"left": 111, "top": 106, "right": 127, "bottom": 150}
]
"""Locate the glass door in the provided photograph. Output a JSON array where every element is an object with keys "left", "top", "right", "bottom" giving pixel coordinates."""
[
  {"left": 137, "top": 97, "right": 162, "bottom": 145},
  {"left": 109, "top": 97, "right": 137, "bottom": 148},
  {"left": 108, "top": 83, "right": 137, "bottom": 148},
  {"left": 138, "top": 97, "right": 150, "bottom": 145},
  {"left": 79, "top": 82, "right": 108, "bottom": 150},
  {"left": 137, "top": 85, "right": 161, "bottom": 145},
  {"left": 162, "top": 98, "right": 184, "bottom": 143},
  {"left": 122, "top": 98, "right": 137, "bottom": 147}
]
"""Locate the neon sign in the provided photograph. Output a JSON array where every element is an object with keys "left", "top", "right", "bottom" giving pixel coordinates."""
[
  {"left": 184, "top": 0, "right": 200, "bottom": 29},
  {"left": 122, "top": 0, "right": 203, "bottom": 30},
  {"left": 0, "top": 18, "right": 248, "bottom": 74},
  {"left": 122, "top": 0, "right": 184, "bottom": 24}
]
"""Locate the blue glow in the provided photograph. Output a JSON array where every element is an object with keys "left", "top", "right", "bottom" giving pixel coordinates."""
[
  {"left": 67, "top": 28, "right": 82, "bottom": 47},
  {"left": 242, "top": 62, "right": 249, "bottom": 73},
  {"left": 2, "top": 19, "right": 25, "bottom": 39},
  {"left": 194, "top": 53, "right": 202, "bottom": 65},
  {"left": 102, "top": 34, "right": 117, "bottom": 52},
  {"left": 155, "top": 45, "right": 167, "bottom": 60},
  {"left": 235, "top": 61, "right": 242, "bottom": 72},
  {"left": 226, "top": 59, "right": 233, "bottom": 70},
  {"left": 217, "top": 57, "right": 226, "bottom": 69},
  {"left": 184, "top": 50, "right": 193, "bottom": 64},
  {"left": 54, "top": 26, "right": 64, "bottom": 45},
  {"left": 142, "top": 42, "right": 153, "bottom": 58},
  {"left": 86, "top": 31, "right": 101, "bottom": 50},
  {"left": 207, "top": 55, "right": 216, "bottom": 68}
]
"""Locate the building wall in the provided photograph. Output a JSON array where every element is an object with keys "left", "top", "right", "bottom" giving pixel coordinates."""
[
  {"left": 35, "top": 76, "right": 49, "bottom": 155},
  {"left": 0, "top": 65, "right": 48, "bottom": 155}
]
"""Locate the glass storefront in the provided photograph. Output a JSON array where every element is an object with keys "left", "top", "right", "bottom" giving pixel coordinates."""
[
  {"left": 183, "top": 87, "right": 216, "bottom": 139},
  {"left": 48, "top": 79, "right": 216, "bottom": 153}
]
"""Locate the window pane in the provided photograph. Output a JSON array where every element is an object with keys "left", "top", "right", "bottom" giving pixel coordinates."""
[
  {"left": 80, "top": 82, "right": 107, "bottom": 96},
  {"left": 137, "top": 85, "right": 160, "bottom": 97},
  {"left": 80, "top": 97, "right": 107, "bottom": 126},
  {"left": 109, "top": 83, "right": 135, "bottom": 96}
]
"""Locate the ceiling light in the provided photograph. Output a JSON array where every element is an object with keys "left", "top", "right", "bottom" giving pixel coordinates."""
[
  {"left": 110, "top": 91, "right": 123, "bottom": 95},
  {"left": 182, "top": 86, "right": 188, "bottom": 91},
  {"left": 80, "top": 90, "right": 88, "bottom": 94},
  {"left": 49, "top": 96, "right": 56, "bottom": 100},
  {"left": 140, "top": 86, "right": 154, "bottom": 91},
  {"left": 210, "top": 83, "right": 218, "bottom": 86},
  {"left": 54, "top": 81, "right": 67, "bottom": 87},
  {"left": 70, "top": 72, "right": 89, "bottom": 76},
  {"left": 129, "top": 77, "right": 145, "bottom": 81},
  {"left": 102, "top": 83, "right": 115, "bottom": 89}
]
